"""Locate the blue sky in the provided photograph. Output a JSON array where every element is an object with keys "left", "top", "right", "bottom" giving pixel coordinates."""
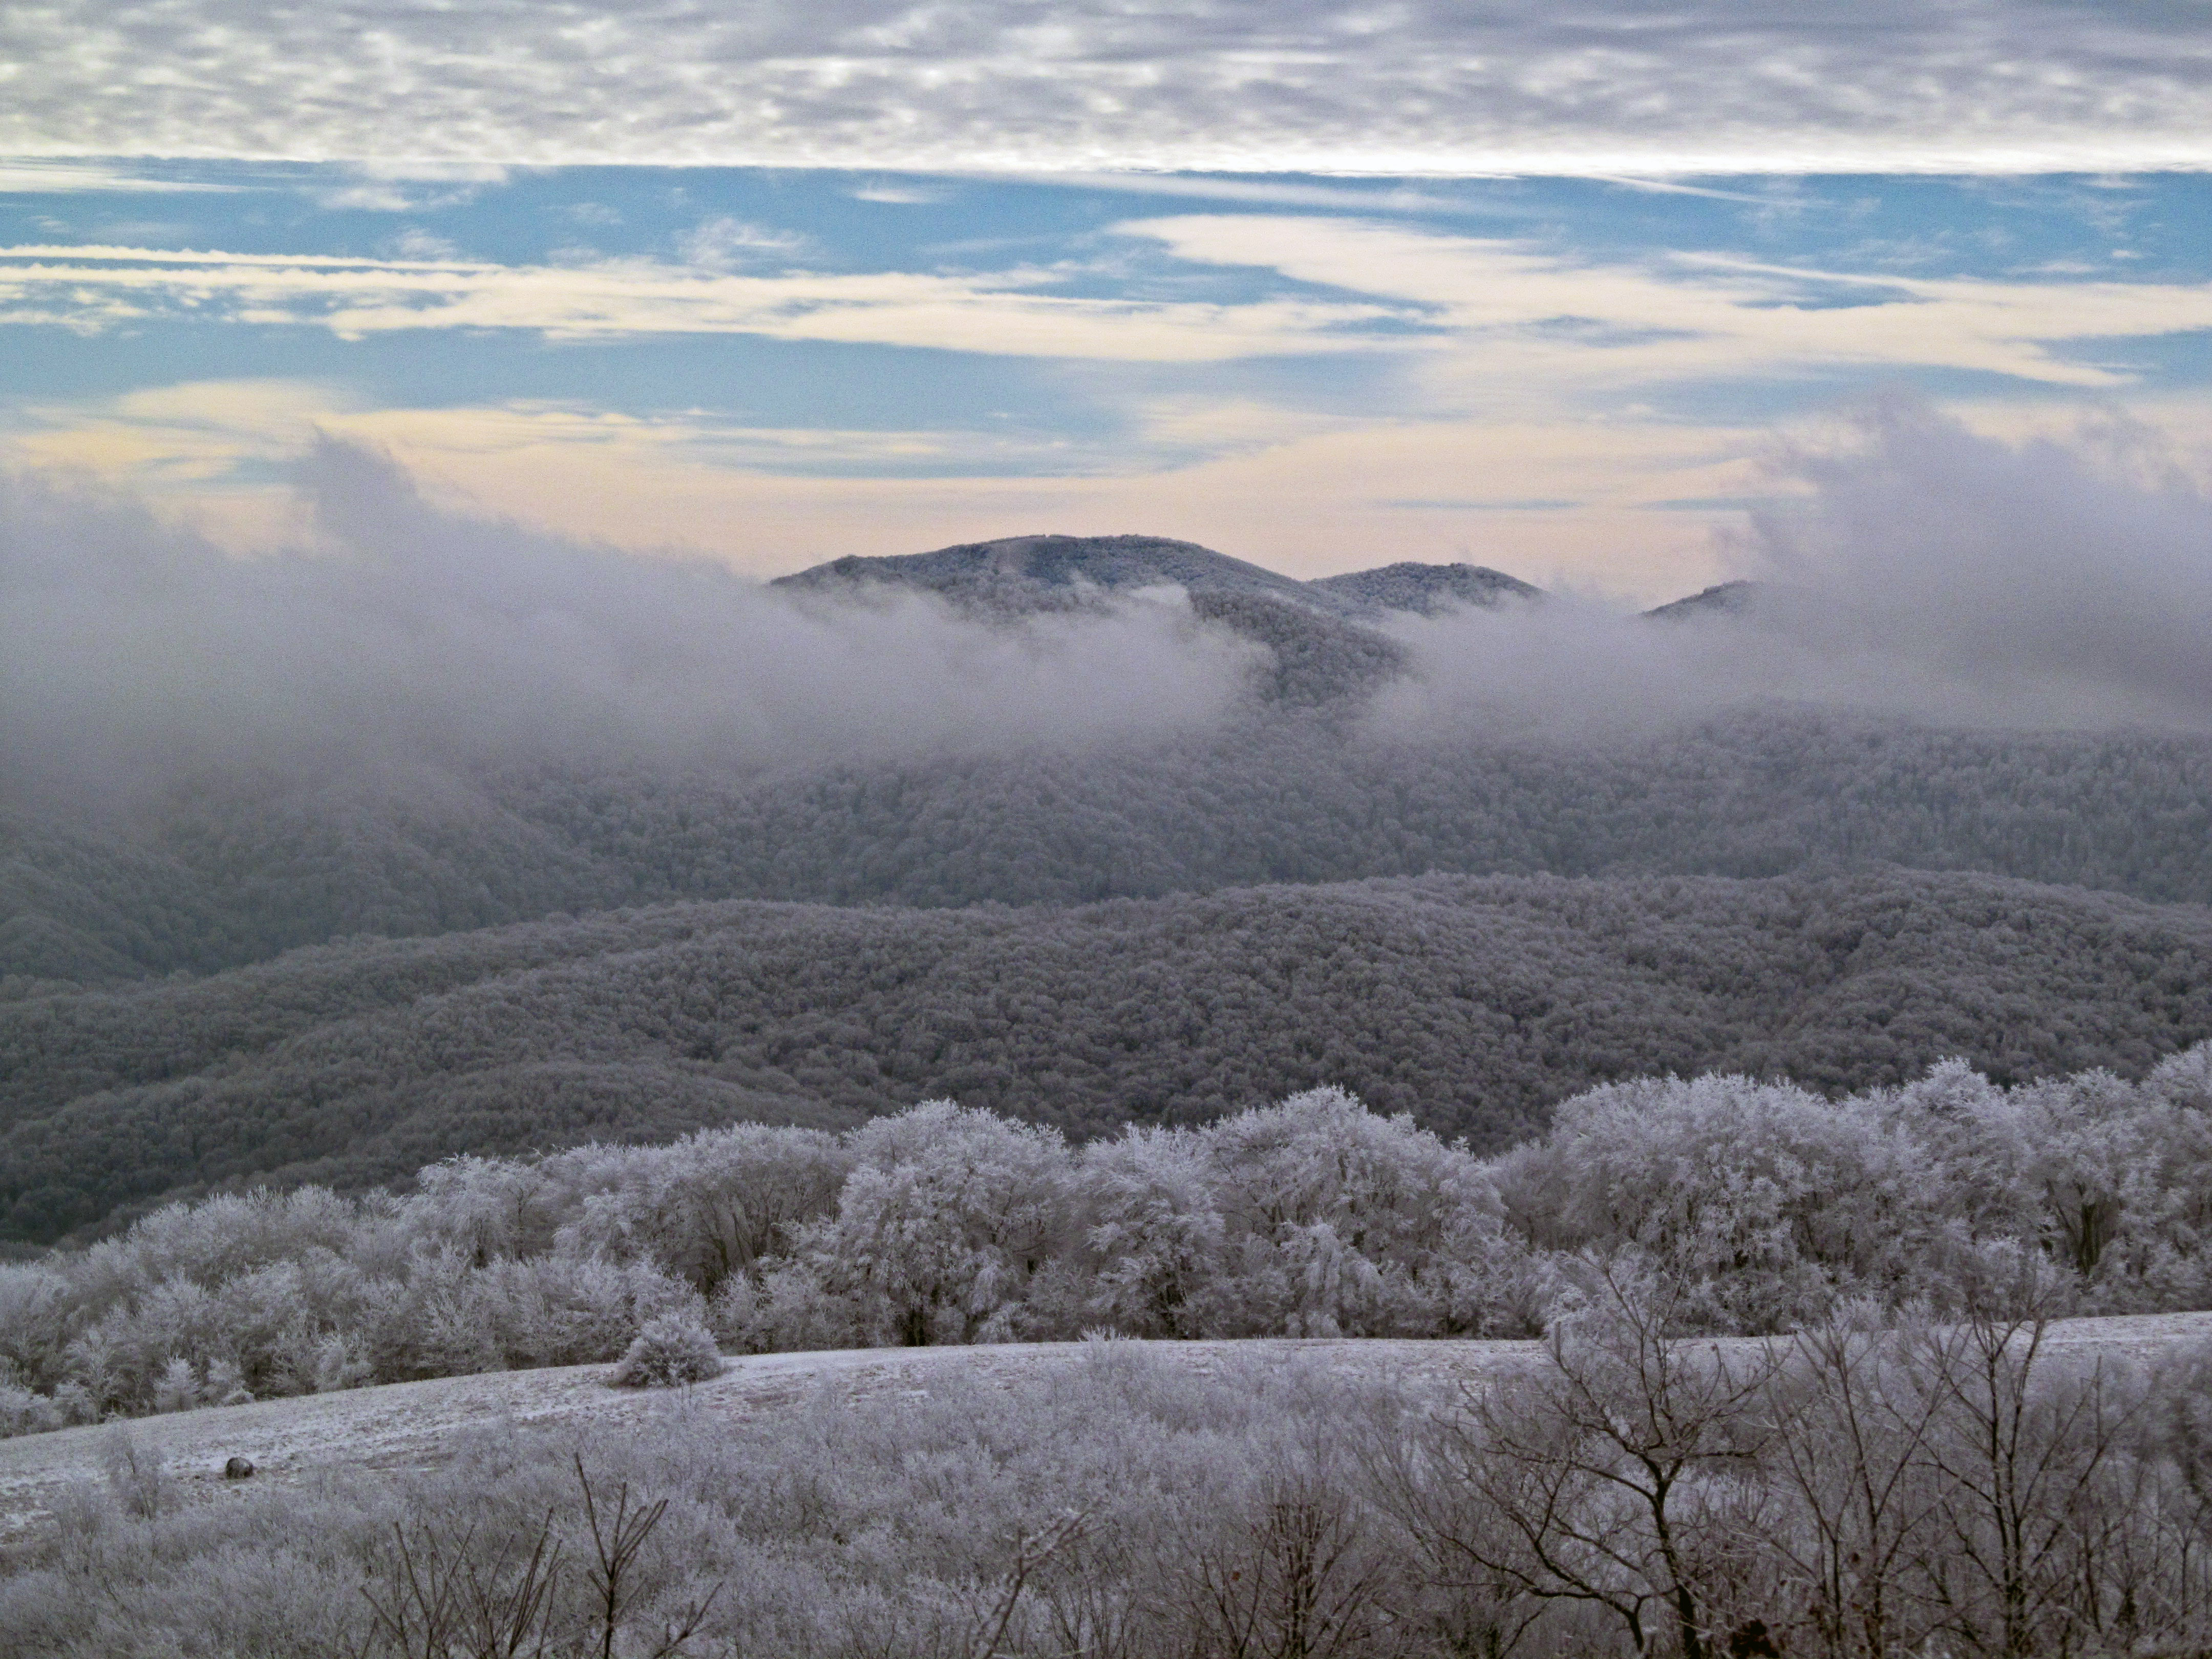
[{"left": 6, "top": 5, "right": 2212, "bottom": 598}]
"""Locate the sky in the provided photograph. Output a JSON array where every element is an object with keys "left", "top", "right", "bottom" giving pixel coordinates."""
[{"left": 6, "top": 2, "right": 2212, "bottom": 600}]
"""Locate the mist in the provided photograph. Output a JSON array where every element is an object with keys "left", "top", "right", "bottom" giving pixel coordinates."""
[
  {"left": 6, "top": 402, "right": 2210, "bottom": 830},
  {"left": 0, "top": 440, "right": 1254, "bottom": 816},
  {"left": 1371, "top": 401, "right": 2212, "bottom": 738}
]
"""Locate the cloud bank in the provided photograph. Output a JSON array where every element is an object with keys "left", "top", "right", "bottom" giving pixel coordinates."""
[
  {"left": 1372, "top": 402, "right": 2212, "bottom": 736},
  {"left": 0, "top": 440, "right": 1254, "bottom": 812},
  {"left": 9, "top": 221, "right": 2209, "bottom": 387},
  {"left": 6, "top": 2, "right": 2212, "bottom": 174},
  {"left": 5, "top": 404, "right": 2209, "bottom": 831}
]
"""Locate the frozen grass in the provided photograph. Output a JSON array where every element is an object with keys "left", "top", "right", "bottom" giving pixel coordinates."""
[{"left": 2, "top": 1311, "right": 2208, "bottom": 1657}]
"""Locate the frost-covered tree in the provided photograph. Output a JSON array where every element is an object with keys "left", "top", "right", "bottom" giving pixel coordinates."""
[
  {"left": 1197, "top": 1089, "right": 1516, "bottom": 1337},
  {"left": 764, "top": 1101, "right": 1072, "bottom": 1347},
  {"left": 1077, "top": 1125, "right": 1225, "bottom": 1338},
  {"left": 550, "top": 1124, "right": 851, "bottom": 1296}
]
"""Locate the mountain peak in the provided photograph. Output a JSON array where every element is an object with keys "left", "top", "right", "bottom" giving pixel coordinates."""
[
  {"left": 773, "top": 536, "right": 1550, "bottom": 625},
  {"left": 1642, "top": 579, "right": 1761, "bottom": 621},
  {"left": 1310, "top": 561, "right": 1544, "bottom": 618},
  {"left": 771, "top": 533, "right": 1334, "bottom": 614}
]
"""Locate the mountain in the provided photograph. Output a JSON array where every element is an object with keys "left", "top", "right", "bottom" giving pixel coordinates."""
[
  {"left": 10, "top": 712, "right": 2212, "bottom": 990},
  {"left": 1644, "top": 579, "right": 1761, "bottom": 621},
  {"left": 776, "top": 534, "right": 1764, "bottom": 631},
  {"left": 773, "top": 535, "right": 1550, "bottom": 624},
  {"left": 772, "top": 533, "right": 1344, "bottom": 615},
  {"left": 1309, "top": 561, "right": 1542, "bottom": 616},
  {"left": 772, "top": 533, "right": 1445, "bottom": 709},
  {"left": 5, "top": 866, "right": 2208, "bottom": 1243}
]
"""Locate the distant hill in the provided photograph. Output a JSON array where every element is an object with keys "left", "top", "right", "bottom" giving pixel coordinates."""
[
  {"left": 773, "top": 534, "right": 1421, "bottom": 708},
  {"left": 773, "top": 535, "right": 1551, "bottom": 624},
  {"left": 774, "top": 533, "right": 1798, "bottom": 633},
  {"left": 4, "top": 866, "right": 2209, "bottom": 1243},
  {"left": 1310, "top": 561, "right": 1543, "bottom": 616},
  {"left": 1644, "top": 579, "right": 1761, "bottom": 621},
  {"left": 9, "top": 713, "right": 2212, "bottom": 989},
  {"left": 773, "top": 533, "right": 1344, "bottom": 615}
]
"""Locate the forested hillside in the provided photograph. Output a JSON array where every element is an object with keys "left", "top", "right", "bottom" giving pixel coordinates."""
[
  {"left": 3, "top": 866, "right": 2208, "bottom": 1244},
  {"left": 8, "top": 711, "right": 2211, "bottom": 987}
]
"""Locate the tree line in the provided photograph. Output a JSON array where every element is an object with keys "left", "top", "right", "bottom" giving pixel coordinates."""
[{"left": 0, "top": 1041, "right": 2204, "bottom": 1434}]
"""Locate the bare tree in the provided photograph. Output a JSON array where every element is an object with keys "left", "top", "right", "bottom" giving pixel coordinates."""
[
  {"left": 1381, "top": 1258, "right": 1779, "bottom": 1659},
  {"left": 353, "top": 1513, "right": 563, "bottom": 1659},
  {"left": 1180, "top": 1474, "right": 1390, "bottom": 1659},
  {"left": 1909, "top": 1313, "right": 2139, "bottom": 1659},
  {"left": 1036, "top": 1523, "right": 1150, "bottom": 1659},
  {"left": 1759, "top": 1316, "right": 1950, "bottom": 1658},
  {"left": 970, "top": 1507, "right": 1090, "bottom": 1659},
  {"left": 574, "top": 1456, "right": 717, "bottom": 1659}
]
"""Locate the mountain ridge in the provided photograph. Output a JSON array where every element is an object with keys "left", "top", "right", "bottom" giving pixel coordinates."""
[
  {"left": 772, "top": 534, "right": 1549, "bottom": 619},
  {"left": 6, "top": 865, "right": 2209, "bottom": 1243}
]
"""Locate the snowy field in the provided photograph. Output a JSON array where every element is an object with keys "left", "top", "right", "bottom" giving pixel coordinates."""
[{"left": 4, "top": 1313, "right": 2206, "bottom": 1549}]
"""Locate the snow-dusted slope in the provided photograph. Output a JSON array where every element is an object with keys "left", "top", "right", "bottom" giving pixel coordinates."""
[{"left": 4, "top": 1314, "right": 2205, "bottom": 1546}]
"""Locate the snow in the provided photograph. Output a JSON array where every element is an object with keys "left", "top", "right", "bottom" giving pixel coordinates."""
[{"left": 1, "top": 1314, "right": 2205, "bottom": 1546}]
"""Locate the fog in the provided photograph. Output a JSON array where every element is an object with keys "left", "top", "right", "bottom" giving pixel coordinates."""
[
  {"left": 1373, "top": 401, "right": 2212, "bottom": 738},
  {"left": 5, "top": 403, "right": 2209, "bottom": 824},
  {"left": 0, "top": 439, "right": 1255, "bottom": 814}
]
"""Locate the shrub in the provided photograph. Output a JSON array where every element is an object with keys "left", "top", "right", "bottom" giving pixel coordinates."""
[
  {"left": 0, "top": 1382, "right": 61, "bottom": 1438},
  {"left": 608, "top": 1313, "right": 725, "bottom": 1388},
  {"left": 150, "top": 1356, "right": 200, "bottom": 1414},
  {"left": 100, "top": 1426, "right": 166, "bottom": 1519}
]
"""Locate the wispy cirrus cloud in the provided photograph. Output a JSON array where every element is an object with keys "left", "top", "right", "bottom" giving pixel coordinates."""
[
  {"left": 1124, "top": 216, "right": 2212, "bottom": 397},
  {"left": 5, "top": 3, "right": 2212, "bottom": 175},
  {"left": 10, "top": 222, "right": 2212, "bottom": 394},
  {"left": 0, "top": 159, "right": 243, "bottom": 193},
  {"left": 0, "top": 242, "right": 1412, "bottom": 358}
]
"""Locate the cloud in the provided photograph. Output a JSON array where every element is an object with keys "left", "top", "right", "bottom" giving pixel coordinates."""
[
  {"left": 306, "top": 161, "right": 509, "bottom": 211},
  {"left": 1124, "top": 215, "right": 2212, "bottom": 397},
  {"left": 1003, "top": 175, "right": 1484, "bottom": 214},
  {"left": 846, "top": 181, "right": 948, "bottom": 205},
  {"left": 3, "top": 4, "right": 2210, "bottom": 173},
  {"left": 0, "top": 438, "right": 1259, "bottom": 812},
  {"left": 6, "top": 377, "right": 347, "bottom": 487},
  {"left": 388, "top": 227, "right": 459, "bottom": 260},
  {"left": 0, "top": 160, "right": 241, "bottom": 193},
  {"left": 676, "top": 216, "right": 813, "bottom": 270},
  {"left": 11, "top": 215, "right": 2212, "bottom": 398},
  {"left": 0, "top": 241, "right": 1409, "bottom": 358},
  {"left": 1370, "top": 400, "right": 2212, "bottom": 736},
  {"left": 7, "top": 405, "right": 2203, "bottom": 837},
  {"left": 0, "top": 372, "right": 1762, "bottom": 595}
]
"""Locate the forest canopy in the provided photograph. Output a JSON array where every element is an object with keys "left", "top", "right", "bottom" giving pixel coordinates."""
[
  {"left": 2, "top": 866, "right": 2208, "bottom": 1244},
  {"left": 8, "top": 713, "right": 2212, "bottom": 988}
]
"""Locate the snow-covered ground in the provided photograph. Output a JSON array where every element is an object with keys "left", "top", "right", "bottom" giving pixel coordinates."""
[{"left": 3, "top": 1313, "right": 2205, "bottom": 1547}]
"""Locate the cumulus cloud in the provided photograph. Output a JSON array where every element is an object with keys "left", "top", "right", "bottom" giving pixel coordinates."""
[
  {"left": 3, "top": 2, "right": 2209, "bottom": 173},
  {"left": 1370, "top": 400, "right": 2212, "bottom": 735},
  {"left": 0, "top": 439, "right": 1256, "bottom": 812}
]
